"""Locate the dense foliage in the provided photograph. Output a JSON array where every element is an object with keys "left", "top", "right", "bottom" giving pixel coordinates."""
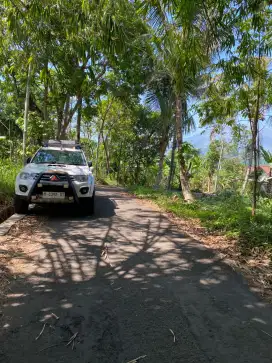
[{"left": 1, "top": 0, "right": 272, "bottom": 220}]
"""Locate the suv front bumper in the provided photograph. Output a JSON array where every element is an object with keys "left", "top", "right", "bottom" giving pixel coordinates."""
[{"left": 15, "top": 172, "right": 94, "bottom": 204}]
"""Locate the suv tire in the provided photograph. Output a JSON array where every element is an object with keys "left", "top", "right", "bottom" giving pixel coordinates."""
[
  {"left": 79, "top": 190, "right": 95, "bottom": 215},
  {"left": 14, "top": 196, "right": 29, "bottom": 214}
]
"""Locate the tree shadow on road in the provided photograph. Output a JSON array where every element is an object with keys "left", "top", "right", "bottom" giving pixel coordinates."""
[
  {"left": 29, "top": 186, "right": 119, "bottom": 219},
  {"left": 1, "top": 186, "right": 272, "bottom": 363}
]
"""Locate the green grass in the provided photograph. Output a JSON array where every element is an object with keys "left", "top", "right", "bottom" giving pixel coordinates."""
[
  {"left": 0, "top": 160, "right": 22, "bottom": 205},
  {"left": 96, "top": 175, "right": 118, "bottom": 187},
  {"left": 129, "top": 186, "right": 272, "bottom": 251},
  {"left": 103, "top": 175, "right": 118, "bottom": 186}
]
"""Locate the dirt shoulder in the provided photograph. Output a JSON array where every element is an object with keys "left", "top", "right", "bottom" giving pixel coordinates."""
[{"left": 0, "top": 216, "right": 46, "bottom": 306}]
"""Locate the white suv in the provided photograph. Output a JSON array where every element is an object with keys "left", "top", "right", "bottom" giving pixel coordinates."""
[{"left": 14, "top": 140, "right": 95, "bottom": 214}]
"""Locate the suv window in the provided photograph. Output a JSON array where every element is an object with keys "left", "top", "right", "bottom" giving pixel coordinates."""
[{"left": 32, "top": 149, "right": 86, "bottom": 166}]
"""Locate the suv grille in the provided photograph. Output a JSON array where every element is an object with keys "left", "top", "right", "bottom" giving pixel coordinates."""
[
  {"left": 39, "top": 173, "right": 68, "bottom": 182},
  {"left": 33, "top": 173, "right": 75, "bottom": 182}
]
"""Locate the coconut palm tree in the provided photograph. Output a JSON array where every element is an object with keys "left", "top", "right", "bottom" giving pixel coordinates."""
[
  {"left": 139, "top": 0, "right": 211, "bottom": 201},
  {"left": 145, "top": 73, "right": 174, "bottom": 187}
]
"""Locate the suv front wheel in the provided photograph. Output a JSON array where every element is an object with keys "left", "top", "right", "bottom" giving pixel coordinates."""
[
  {"left": 14, "top": 195, "right": 29, "bottom": 214},
  {"left": 79, "top": 190, "right": 95, "bottom": 215}
]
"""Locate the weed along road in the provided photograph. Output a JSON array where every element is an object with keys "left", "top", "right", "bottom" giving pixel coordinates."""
[{"left": 0, "top": 187, "right": 272, "bottom": 363}]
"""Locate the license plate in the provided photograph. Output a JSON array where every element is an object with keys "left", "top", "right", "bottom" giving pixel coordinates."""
[{"left": 42, "top": 192, "right": 65, "bottom": 199}]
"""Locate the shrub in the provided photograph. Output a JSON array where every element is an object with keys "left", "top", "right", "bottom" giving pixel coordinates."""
[{"left": 0, "top": 160, "right": 22, "bottom": 205}]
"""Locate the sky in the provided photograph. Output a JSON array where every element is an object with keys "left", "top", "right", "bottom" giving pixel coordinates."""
[{"left": 184, "top": 123, "right": 272, "bottom": 153}]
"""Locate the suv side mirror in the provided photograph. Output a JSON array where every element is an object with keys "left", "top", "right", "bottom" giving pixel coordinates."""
[
  {"left": 88, "top": 161, "right": 92, "bottom": 167},
  {"left": 26, "top": 157, "right": 31, "bottom": 164}
]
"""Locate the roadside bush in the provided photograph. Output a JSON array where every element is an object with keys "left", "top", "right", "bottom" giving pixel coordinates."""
[{"left": 0, "top": 160, "right": 22, "bottom": 205}]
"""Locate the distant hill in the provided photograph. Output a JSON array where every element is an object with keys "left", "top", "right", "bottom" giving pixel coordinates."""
[
  {"left": 184, "top": 125, "right": 272, "bottom": 154},
  {"left": 184, "top": 131, "right": 210, "bottom": 154}
]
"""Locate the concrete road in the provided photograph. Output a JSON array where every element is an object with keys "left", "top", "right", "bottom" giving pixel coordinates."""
[{"left": 0, "top": 186, "right": 272, "bottom": 363}]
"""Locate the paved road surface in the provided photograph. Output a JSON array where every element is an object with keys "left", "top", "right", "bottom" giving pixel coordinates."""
[{"left": 1, "top": 187, "right": 272, "bottom": 363}]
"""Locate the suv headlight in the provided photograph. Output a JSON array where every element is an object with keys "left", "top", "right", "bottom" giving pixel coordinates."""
[
  {"left": 73, "top": 175, "right": 88, "bottom": 182},
  {"left": 19, "top": 172, "right": 36, "bottom": 180}
]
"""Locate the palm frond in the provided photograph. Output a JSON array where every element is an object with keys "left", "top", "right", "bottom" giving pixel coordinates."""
[
  {"left": 137, "top": 0, "right": 177, "bottom": 37},
  {"left": 182, "top": 100, "right": 195, "bottom": 134},
  {"left": 145, "top": 90, "right": 161, "bottom": 111},
  {"left": 261, "top": 146, "right": 272, "bottom": 164}
]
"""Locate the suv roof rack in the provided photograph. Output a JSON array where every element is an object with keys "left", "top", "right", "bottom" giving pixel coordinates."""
[{"left": 43, "top": 140, "right": 81, "bottom": 149}]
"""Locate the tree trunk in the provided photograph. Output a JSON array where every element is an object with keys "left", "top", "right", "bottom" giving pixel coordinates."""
[
  {"left": 155, "top": 154, "right": 164, "bottom": 188},
  {"left": 252, "top": 124, "right": 258, "bottom": 216},
  {"left": 95, "top": 133, "right": 100, "bottom": 176},
  {"left": 60, "top": 95, "right": 70, "bottom": 139},
  {"left": 60, "top": 96, "right": 83, "bottom": 139},
  {"left": 207, "top": 176, "right": 211, "bottom": 193},
  {"left": 155, "top": 132, "right": 169, "bottom": 188},
  {"left": 56, "top": 107, "right": 63, "bottom": 140},
  {"left": 135, "top": 161, "right": 140, "bottom": 184},
  {"left": 214, "top": 132, "right": 224, "bottom": 193},
  {"left": 117, "top": 142, "right": 123, "bottom": 185},
  {"left": 167, "top": 133, "right": 176, "bottom": 190},
  {"left": 9, "top": 119, "right": 12, "bottom": 160},
  {"left": 251, "top": 35, "right": 262, "bottom": 216},
  {"left": 175, "top": 96, "right": 194, "bottom": 202},
  {"left": 123, "top": 160, "right": 126, "bottom": 184},
  {"left": 241, "top": 167, "right": 250, "bottom": 195},
  {"left": 102, "top": 133, "right": 110, "bottom": 174},
  {"left": 95, "top": 99, "right": 113, "bottom": 177},
  {"left": 23, "top": 62, "right": 32, "bottom": 163},
  {"left": 241, "top": 147, "right": 253, "bottom": 195},
  {"left": 252, "top": 79, "right": 261, "bottom": 216},
  {"left": 43, "top": 61, "right": 49, "bottom": 124},
  {"left": 76, "top": 96, "right": 82, "bottom": 143}
]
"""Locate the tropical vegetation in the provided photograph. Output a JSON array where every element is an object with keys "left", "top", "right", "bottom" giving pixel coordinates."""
[{"left": 1, "top": 0, "right": 272, "bottom": 249}]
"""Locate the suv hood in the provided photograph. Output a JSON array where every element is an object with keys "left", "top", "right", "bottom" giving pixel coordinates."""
[{"left": 22, "top": 163, "right": 91, "bottom": 176}]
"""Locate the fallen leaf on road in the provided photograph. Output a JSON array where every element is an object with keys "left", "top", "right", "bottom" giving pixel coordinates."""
[
  {"left": 35, "top": 323, "right": 47, "bottom": 341},
  {"left": 126, "top": 355, "right": 147, "bottom": 363},
  {"left": 169, "top": 328, "right": 176, "bottom": 342},
  {"left": 66, "top": 332, "right": 78, "bottom": 347}
]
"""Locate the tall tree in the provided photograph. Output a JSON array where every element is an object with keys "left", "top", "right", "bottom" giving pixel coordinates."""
[
  {"left": 139, "top": 0, "right": 213, "bottom": 201},
  {"left": 146, "top": 74, "right": 174, "bottom": 188}
]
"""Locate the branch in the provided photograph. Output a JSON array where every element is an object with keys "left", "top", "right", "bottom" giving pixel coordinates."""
[
  {"left": 95, "top": 61, "right": 109, "bottom": 82},
  {"left": 5, "top": 59, "right": 20, "bottom": 100},
  {"left": 100, "top": 98, "right": 113, "bottom": 131},
  {"left": 0, "top": 119, "right": 8, "bottom": 131},
  {"left": 69, "top": 97, "right": 82, "bottom": 119}
]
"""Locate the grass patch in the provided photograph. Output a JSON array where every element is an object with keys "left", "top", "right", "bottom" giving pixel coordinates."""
[
  {"left": 96, "top": 175, "right": 118, "bottom": 187},
  {"left": 0, "top": 160, "right": 22, "bottom": 206},
  {"left": 103, "top": 176, "right": 118, "bottom": 186},
  {"left": 129, "top": 186, "right": 272, "bottom": 251}
]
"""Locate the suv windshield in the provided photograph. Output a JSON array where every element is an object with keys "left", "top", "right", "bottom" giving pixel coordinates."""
[{"left": 32, "top": 149, "right": 86, "bottom": 166}]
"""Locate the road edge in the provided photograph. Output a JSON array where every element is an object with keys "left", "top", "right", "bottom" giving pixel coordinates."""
[
  {"left": 128, "top": 191, "right": 272, "bottom": 305},
  {"left": 0, "top": 213, "right": 26, "bottom": 236}
]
